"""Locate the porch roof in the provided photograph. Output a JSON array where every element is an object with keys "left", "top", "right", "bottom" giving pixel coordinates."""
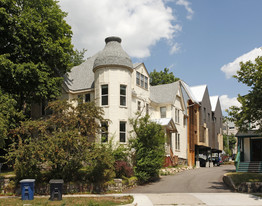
[
  {"left": 151, "top": 118, "right": 177, "bottom": 133},
  {"left": 236, "top": 130, "right": 262, "bottom": 138}
]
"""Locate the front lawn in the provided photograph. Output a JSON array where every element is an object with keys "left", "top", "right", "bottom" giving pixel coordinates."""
[
  {"left": 225, "top": 172, "right": 262, "bottom": 187},
  {"left": 0, "top": 195, "right": 133, "bottom": 206}
]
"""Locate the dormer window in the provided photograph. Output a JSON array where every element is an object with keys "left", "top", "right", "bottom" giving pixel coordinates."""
[
  {"left": 136, "top": 71, "right": 148, "bottom": 90},
  {"left": 136, "top": 72, "right": 140, "bottom": 86},
  {"left": 145, "top": 76, "right": 148, "bottom": 89}
]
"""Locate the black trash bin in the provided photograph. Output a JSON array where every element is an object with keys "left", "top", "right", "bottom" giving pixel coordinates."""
[
  {"left": 20, "top": 179, "right": 35, "bottom": 200},
  {"left": 49, "top": 179, "right": 64, "bottom": 201}
]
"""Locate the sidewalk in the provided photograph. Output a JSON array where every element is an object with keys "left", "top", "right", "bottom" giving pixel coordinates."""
[
  {"left": 145, "top": 193, "right": 262, "bottom": 206},
  {"left": 1, "top": 193, "right": 261, "bottom": 206}
]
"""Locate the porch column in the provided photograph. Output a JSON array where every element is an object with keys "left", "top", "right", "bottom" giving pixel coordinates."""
[
  {"left": 196, "top": 146, "right": 200, "bottom": 168},
  {"left": 210, "top": 151, "right": 213, "bottom": 167},
  {"left": 205, "top": 148, "right": 209, "bottom": 167}
]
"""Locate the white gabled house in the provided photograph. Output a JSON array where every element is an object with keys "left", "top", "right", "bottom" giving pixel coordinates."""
[{"left": 58, "top": 36, "right": 223, "bottom": 167}]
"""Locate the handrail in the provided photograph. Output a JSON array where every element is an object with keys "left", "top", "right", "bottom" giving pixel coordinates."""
[{"left": 234, "top": 151, "right": 240, "bottom": 172}]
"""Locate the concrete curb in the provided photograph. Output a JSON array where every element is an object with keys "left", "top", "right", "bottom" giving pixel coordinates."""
[{"left": 223, "top": 174, "right": 237, "bottom": 191}]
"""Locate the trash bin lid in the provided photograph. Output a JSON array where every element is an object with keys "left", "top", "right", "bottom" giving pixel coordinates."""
[
  {"left": 19, "top": 179, "right": 35, "bottom": 183},
  {"left": 49, "top": 179, "right": 64, "bottom": 184}
]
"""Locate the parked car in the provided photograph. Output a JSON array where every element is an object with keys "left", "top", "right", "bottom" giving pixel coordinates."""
[{"left": 212, "top": 157, "right": 222, "bottom": 166}]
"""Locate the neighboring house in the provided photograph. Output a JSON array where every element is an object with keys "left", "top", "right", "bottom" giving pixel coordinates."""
[
  {"left": 180, "top": 81, "right": 200, "bottom": 167},
  {"left": 57, "top": 36, "right": 223, "bottom": 167},
  {"left": 190, "top": 85, "right": 212, "bottom": 166},
  {"left": 189, "top": 86, "right": 223, "bottom": 167},
  {"left": 150, "top": 81, "right": 188, "bottom": 166},
  {"left": 235, "top": 130, "right": 262, "bottom": 172},
  {"left": 210, "top": 96, "right": 223, "bottom": 154}
]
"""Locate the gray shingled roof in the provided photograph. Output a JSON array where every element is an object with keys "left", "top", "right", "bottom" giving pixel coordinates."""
[
  {"left": 93, "top": 37, "right": 133, "bottom": 70},
  {"left": 64, "top": 54, "right": 98, "bottom": 91},
  {"left": 150, "top": 81, "right": 179, "bottom": 104}
]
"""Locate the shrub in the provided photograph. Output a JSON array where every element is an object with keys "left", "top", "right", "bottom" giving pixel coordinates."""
[
  {"left": 114, "top": 160, "right": 134, "bottom": 178},
  {"left": 129, "top": 114, "right": 165, "bottom": 184}
]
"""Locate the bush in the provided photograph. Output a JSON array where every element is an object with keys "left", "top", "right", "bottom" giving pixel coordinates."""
[
  {"left": 6, "top": 100, "right": 105, "bottom": 182},
  {"left": 114, "top": 160, "right": 134, "bottom": 178},
  {"left": 129, "top": 115, "right": 165, "bottom": 184}
]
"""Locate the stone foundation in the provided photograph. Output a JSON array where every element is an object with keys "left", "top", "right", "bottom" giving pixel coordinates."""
[{"left": 0, "top": 178, "right": 137, "bottom": 195}]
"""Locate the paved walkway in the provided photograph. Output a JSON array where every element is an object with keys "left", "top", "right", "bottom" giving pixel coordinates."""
[
  {"left": 1, "top": 192, "right": 261, "bottom": 206},
  {"left": 140, "top": 193, "right": 262, "bottom": 206}
]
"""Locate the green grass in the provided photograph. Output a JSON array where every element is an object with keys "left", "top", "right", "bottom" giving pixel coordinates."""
[
  {"left": 225, "top": 172, "right": 262, "bottom": 186},
  {"left": 0, "top": 196, "right": 133, "bottom": 206}
]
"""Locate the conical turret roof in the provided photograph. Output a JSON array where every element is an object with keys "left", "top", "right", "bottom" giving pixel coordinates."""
[{"left": 93, "top": 36, "right": 133, "bottom": 71}]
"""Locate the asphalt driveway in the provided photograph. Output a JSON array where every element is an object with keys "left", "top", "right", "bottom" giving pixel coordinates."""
[{"left": 125, "top": 164, "right": 235, "bottom": 193}]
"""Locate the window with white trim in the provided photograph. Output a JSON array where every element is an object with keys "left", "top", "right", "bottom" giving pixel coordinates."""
[
  {"left": 136, "top": 72, "right": 140, "bottom": 86},
  {"left": 145, "top": 76, "right": 148, "bottom": 89},
  {"left": 120, "top": 85, "right": 126, "bottom": 106},
  {"left": 136, "top": 71, "right": 148, "bottom": 90},
  {"left": 160, "top": 107, "right": 166, "bottom": 118},
  {"left": 101, "top": 84, "right": 108, "bottom": 106},
  {"left": 141, "top": 74, "right": 144, "bottom": 88},
  {"left": 175, "top": 109, "right": 180, "bottom": 123},
  {"left": 120, "top": 121, "right": 126, "bottom": 142},
  {"left": 175, "top": 133, "right": 180, "bottom": 150}
]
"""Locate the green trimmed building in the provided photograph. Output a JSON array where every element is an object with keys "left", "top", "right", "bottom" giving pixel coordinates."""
[{"left": 235, "top": 130, "right": 262, "bottom": 172}]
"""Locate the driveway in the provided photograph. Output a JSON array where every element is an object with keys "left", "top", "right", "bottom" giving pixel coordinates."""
[{"left": 125, "top": 164, "right": 235, "bottom": 193}]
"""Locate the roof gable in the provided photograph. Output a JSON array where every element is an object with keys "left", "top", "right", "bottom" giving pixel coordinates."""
[
  {"left": 190, "top": 85, "right": 207, "bottom": 103},
  {"left": 150, "top": 81, "right": 179, "bottom": 104},
  {"left": 210, "top": 96, "right": 219, "bottom": 111}
]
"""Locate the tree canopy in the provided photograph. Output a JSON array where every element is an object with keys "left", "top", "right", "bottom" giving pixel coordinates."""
[
  {"left": 150, "top": 68, "right": 179, "bottom": 86},
  {"left": 7, "top": 100, "right": 106, "bottom": 181},
  {"left": 0, "top": 88, "right": 24, "bottom": 147},
  {"left": 0, "top": 0, "right": 75, "bottom": 111},
  {"left": 227, "top": 56, "right": 262, "bottom": 132}
]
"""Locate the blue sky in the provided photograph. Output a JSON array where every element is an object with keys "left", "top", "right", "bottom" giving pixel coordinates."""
[{"left": 59, "top": 0, "right": 262, "bottom": 114}]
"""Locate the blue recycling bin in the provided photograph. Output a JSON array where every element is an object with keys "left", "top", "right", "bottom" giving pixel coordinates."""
[{"left": 20, "top": 179, "right": 35, "bottom": 200}]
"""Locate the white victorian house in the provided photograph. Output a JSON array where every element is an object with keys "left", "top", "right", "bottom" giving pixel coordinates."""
[{"left": 60, "top": 36, "right": 223, "bottom": 167}]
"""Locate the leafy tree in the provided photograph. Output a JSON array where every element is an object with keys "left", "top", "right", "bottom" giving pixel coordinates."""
[
  {"left": 6, "top": 100, "right": 106, "bottom": 182},
  {"left": 150, "top": 68, "right": 179, "bottom": 86},
  {"left": 227, "top": 56, "right": 262, "bottom": 132},
  {"left": 0, "top": 88, "right": 24, "bottom": 148},
  {"left": 223, "top": 134, "right": 236, "bottom": 156},
  {"left": 71, "top": 49, "right": 87, "bottom": 66},
  {"left": 129, "top": 114, "right": 165, "bottom": 184},
  {"left": 0, "top": 0, "right": 75, "bottom": 112}
]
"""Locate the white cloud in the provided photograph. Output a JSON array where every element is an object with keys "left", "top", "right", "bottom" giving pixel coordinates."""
[
  {"left": 170, "top": 42, "right": 181, "bottom": 54},
  {"left": 220, "top": 95, "right": 241, "bottom": 112},
  {"left": 176, "top": 0, "right": 194, "bottom": 20},
  {"left": 221, "top": 47, "right": 262, "bottom": 79},
  {"left": 58, "top": 0, "right": 190, "bottom": 59}
]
